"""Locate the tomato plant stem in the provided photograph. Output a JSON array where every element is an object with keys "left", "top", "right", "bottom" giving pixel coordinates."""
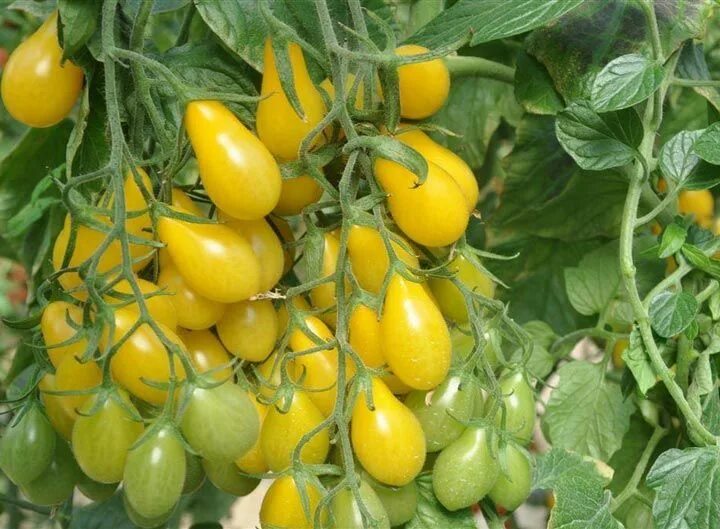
[
  {"left": 444, "top": 55, "right": 515, "bottom": 84},
  {"left": 672, "top": 78, "right": 720, "bottom": 88}
]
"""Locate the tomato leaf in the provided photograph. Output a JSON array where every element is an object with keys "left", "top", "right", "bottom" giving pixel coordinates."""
[
  {"left": 658, "top": 221, "right": 687, "bottom": 259},
  {"left": 659, "top": 129, "right": 704, "bottom": 184},
  {"left": 590, "top": 54, "right": 664, "bottom": 112},
  {"left": 514, "top": 51, "right": 564, "bottom": 116},
  {"left": 404, "top": 473, "right": 475, "bottom": 529},
  {"left": 693, "top": 121, "right": 720, "bottom": 165},
  {"left": 564, "top": 242, "right": 622, "bottom": 316},
  {"left": 408, "top": 0, "right": 585, "bottom": 49},
  {"left": 555, "top": 101, "right": 643, "bottom": 171},
  {"left": 677, "top": 41, "right": 720, "bottom": 113},
  {"left": 622, "top": 328, "right": 657, "bottom": 396},
  {"left": 647, "top": 447, "right": 720, "bottom": 529},
  {"left": 544, "top": 361, "right": 634, "bottom": 461},
  {"left": 648, "top": 290, "right": 698, "bottom": 338},
  {"left": 607, "top": 412, "right": 655, "bottom": 497},
  {"left": 57, "top": 0, "right": 100, "bottom": 60}
]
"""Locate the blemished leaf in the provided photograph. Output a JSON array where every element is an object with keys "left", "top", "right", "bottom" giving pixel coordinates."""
[
  {"left": 405, "top": 474, "right": 475, "bottom": 529},
  {"left": 564, "top": 242, "right": 621, "bottom": 316},
  {"left": 555, "top": 101, "right": 642, "bottom": 171},
  {"left": 693, "top": 122, "right": 720, "bottom": 165},
  {"left": 591, "top": 54, "right": 663, "bottom": 112},
  {"left": 659, "top": 129, "right": 704, "bottom": 183},
  {"left": 658, "top": 222, "right": 687, "bottom": 259},
  {"left": 544, "top": 361, "right": 634, "bottom": 461},
  {"left": 534, "top": 449, "right": 622, "bottom": 529},
  {"left": 57, "top": 0, "right": 100, "bottom": 59},
  {"left": 8, "top": 0, "right": 57, "bottom": 17},
  {"left": 622, "top": 329, "right": 657, "bottom": 396},
  {"left": 408, "top": 0, "right": 585, "bottom": 49},
  {"left": 648, "top": 290, "right": 698, "bottom": 338},
  {"left": 514, "top": 51, "right": 564, "bottom": 115},
  {"left": 647, "top": 447, "right": 720, "bottom": 529}
]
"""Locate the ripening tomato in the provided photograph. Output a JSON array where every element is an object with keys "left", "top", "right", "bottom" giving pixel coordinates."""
[
  {"left": 40, "top": 300, "right": 87, "bottom": 368},
  {"left": 103, "top": 308, "right": 186, "bottom": 404},
  {"left": 157, "top": 263, "right": 226, "bottom": 330},
  {"left": 109, "top": 167, "right": 154, "bottom": 248},
  {"left": 367, "top": 477, "right": 418, "bottom": 527},
  {"left": 202, "top": 458, "right": 260, "bottom": 496},
  {"left": 351, "top": 378, "right": 426, "bottom": 486},
  {"left": 433, "top": 426, "right": 499, "bottom": 511},
  {"left": 268, "top": 215, "right": 296, "bottom": 274},
  {"left": 678, "top": 189, "right": 714, "bottom": 228},
  {"left": 180, "top": 382, "right": 259, "bottom": 463},
  {"left": 183, "top": 453, "right": 206, "bottom": 494},
  {"left": 0, "top": 405, "right": 56, "bottom": 485},
  {"left": 54, "top": 355, "right": 102, "bottom": 422},
  {"left": 123, "top": 493, "right": 174, "bottom": 529},
  {"left": 259, "top": 475, "right": 325, "bottom": 529},
  {"left": 289, "top": 315, "right": 345, "bottom": 416},
  {"left": 488, "top": 443, "right": 532, "bottom": 511},
  {"left": 348, "top": 304, "right": 411, "bottom": 394},
  {"left": 260, "top": 391, "right": 330, "bottom": 471},
  {"left": 331, "top": 480, "right": 390, "bottom": 529},
  {"left": 256, "top": 38, "right": 327, "bottom": 161},
  {"left": 105, "top": 277, "right": 178, "bottom": 330},
  {"left": 21, "top": 440, "right": 80, "bottom": 506},
  {"left": 1, "top": 11, "right": 83, "bottom": 127},
  {"left": 77, "top": 473, "right": 118, "bottom": 502},
  {"left": 72, "top": 390, "right": 144, "bottom": 483},
  {"left": 235, "top": 398, "right": 268, "bottom": 474},
  {"left": 158, "top": 208, "right": 262, "bottom": 302},
  {"left": 256, "top": 351, "right": 284, "bottom": 399},
  {"left": 185, "top": 100, "right": 281, "bottom": 220},
  {"left": 374, "top": 158, "right": 468, "bottom": 247},
  {"left": 171, "top": 188, "right": 203, "bottom": 215},
  {"left": 124, "top": 425, "right": 186, "bottom": 520},
  {"left": 347, "top": 225, "right": 418, "bottom": 295},
  {"left": 395, "top": 126, "right": 477, "bottom": 211},
  {"left": 404, "top": 375, "right": 478, "bottom": 452},
  {"left": 223, "top": 216, "right": 284, "bottom": 292},
  {"left": 39, "top": 373, "right": 75, "bottom": 440},
  {"left": 180, "top": 329, "right": 233, "bottom": 381},
  {"left": 395, "top": 44, "right": 450, "bottom": 119},
  {"left": 380, "top": 275, "right": 451, "bottom": 390},
  {"left": 274, "top": 175, "right": 324, "bottom": 216},
  {"left": 485, "top": 372, "right": 535, "bottom": 444},
  {"left": 612, "top": 338, "right": 628, "bottom": 369},
  {"left": 217, "top": 300, "right": 278, "bottom": 363},
  {"left": 310, "top": 231, "right": 343, "bottom": 327},
  {"left": 429, "top": 253, "right": 496, "bottom": 323}
]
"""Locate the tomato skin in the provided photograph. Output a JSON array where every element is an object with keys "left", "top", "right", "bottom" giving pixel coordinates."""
[
  {"left": 123, "top": 425, "right": 186, "bottom": 520},
  {"left": 256, "top": 351, "right": 284, "bottom": 400},
  {"left": 612, "top": 338, "right": 628, "bottom": 369},
  {"left": 72, "top": 391, "right": 144, "bottom": 484},
  {"left": 429, "top": 254, "right": 496, "bottom": 323},
  {"left": 274, "top": 175, "right": 324, "bottom": 216},
  {"left": 158, "top": 209, "right": 262, "bottom": 303},
  {"left": 202, "top": 458, "right": 260, "bottom": 496},
  {"left": 348, "top": 304, "right": 411, "bottom": 394},
  {"left": 488, "top": 443, "right": 532, "bottom": 511},
  {"left": 21, "top": 440, "right": 80, "bottom": 506},
  {"left": 106, "top": 277, "right": 178, "bottom": 331},
  {"left": 351, "top": 378, "right": 426, "bottom": 486},
  {"left": 331, "top": 480, "right": 391, "bottom": 529},
  {"left": 182, "top": 453, "right": 206, "bottom": 494},
  {"left": 624, "top": 499, "right": 654, "bottom": 529},
  {"left": 180, "top": 383, "right": 259, "bottom": 463},
  {"left": 367, "top": 478, "right": 418, "bottom": 527},
  {"left": 235, "top": 398, "right": 269, "bottom": 474},
  {"left": 347, "top": 225, "right": 418, "bottom": 295},
  {"left": 1, "top": 11, "right": 83, "bottom": 127},
  {"left": 678, "top": 189, "right": 714, "bottom": 228},
  {"left": 185, "top": 100, "right": 281, "bottom": 220},
  {"left": 289, "top": 315, "right": 345, "bottom": 416},
  {"left": 374, "top": 158, "right": 468, "bottom": 247},
  {"left": 404, "top": 375, "right": 478, "bottom": 452},
  {"left": 256, "top": 38, "right": 327, "bottom": 161},
  {"left": 380, "top": 275, "right": 451, "bottom": 390},
  {"left": 395, "top": 44, "right": 450, "bottom": 119},
  {"left": 268, "top": 215, "right": 296, "bottom": 274},
  {"left": 157, "top": 263, "right": 226, "bottom": 330},
  {"left": 0, "top": 405, "right": 56, "bottom": 485},
  {"left": 123, "top": 494, "right": 174, "bottom": 529},
  {"left": 39, "top": 373, "right": 75, "bottom": 440},
  {"left": 485, "top": 372, "right": 535, "bottom": 444},
  {"left": 40, "top": 300, "right": 86, "bottom": 368},
  {"left": 395, "top": 127, "right": 477, "bottom": 211},
  {"left": 180, "top": 329, "right": 233, "bottom": 382},
  {"left": 260, "top": 391, "right": 330, "bottom": 471},
  {"left": 260, "top": 475, "right": 325, "bottom": 529},
  {"left": 223, "top": 217, "right": 284, "bottom": 292},
  {"left": 104, "top": 308, "right": 186, "bottom": 405},
  {"left": 216, "top": 300, "right": 278, "bottom": 363},
  {"left": 54, "top": 355, "right": 102, "bottom": 422},
  {"left": 171, "top": 188, "right": 204, "bottom": 215},
  {"left": 310, "top": 231, "right": 343, "bottom": 327},
  {"left": 432, "top": 426, "right": 499, "bottom": 511},
  {"left": 77, "top": 473, "right": 118, "bottom": 502}
]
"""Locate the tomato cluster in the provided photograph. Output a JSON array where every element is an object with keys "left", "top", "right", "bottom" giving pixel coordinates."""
[{"left": 1, "top": 12, "right": 535, "bottom": 529}]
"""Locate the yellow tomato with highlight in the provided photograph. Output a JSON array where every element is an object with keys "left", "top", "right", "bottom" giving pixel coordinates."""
[
  {"left": 310, "top": 231, "right": 345, "bottom": 327},
  {"left": 274, "top": 175, "right": 324, "bottom": 216},
  {"left": 216, "top": 300, "right": 278, "bottom": 363},
  {"left": 259, "top": 475, "right": 325, "bottom": 529},
  {"left": 395, "top": 44, "right": 450, "bottom": 119},
  {"left": 678, "top": 189, "right": 714, "bottom": 228},
  {"left": 104, "top": 277, "right": 178, "bottom": 330},
  {"left": 40, "top": 301, "right": 87, "bottom": 368},
  {"left": 180, "top": 329, "right": 233, "bottom": 382},
  {"left": 223, "top": 216, "right": 284, "bottom": 292},
  {"left": 428, "top": 253, "right": 496, "bottom": 323},
  {"left": 157, "top": 263, "right": 226, "bottom": 330}
]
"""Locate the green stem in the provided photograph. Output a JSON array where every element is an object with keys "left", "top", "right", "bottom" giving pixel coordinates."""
[
  {"left": 672, "top": 78, "right": 720, "bottom": 88},
  {"left": 0, "top": 492, "right": 52, "bottom": 515},
  {"left": 676, "top": 334, "right": 693, "bottom": 392},
  {"left": 444, "top": 55, "right": 515, "bottom": 84},
  {"left": 550, "top": 328, "right": 624, "bottom": 355},
  {"left": 639, "top": 0, "right": 664, "bottom": 63},
  {"left": 611, "top": 425, "right": 667, "bottom": 512}
]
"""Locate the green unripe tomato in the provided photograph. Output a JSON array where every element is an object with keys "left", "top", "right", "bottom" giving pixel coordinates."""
[
  {"left": 367, "top": 476, "right": 418, "bottom": 527},
  {"left": 0, "top": 404, "right": 56, "bottom": 485},
  {"left": 183, "top": 452, "right": 206, "bottom": 494},
  {"left": 488, "top": 443, "right": 532, "bottom": 511},
  {"left": 331, "top": 480, "right": 390, "bottom": 529},
  {"left": 77, "top": 473, "right": 118, "bottom": 502},
  {"left": 202, "top": 458, "right": 260, "bottom": 496},
  {"left": 485, "top": 371, "right": 535, "bottom": 444},
  {"left": 21, "top": 439, "right": 80, "bottom": 506}
]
